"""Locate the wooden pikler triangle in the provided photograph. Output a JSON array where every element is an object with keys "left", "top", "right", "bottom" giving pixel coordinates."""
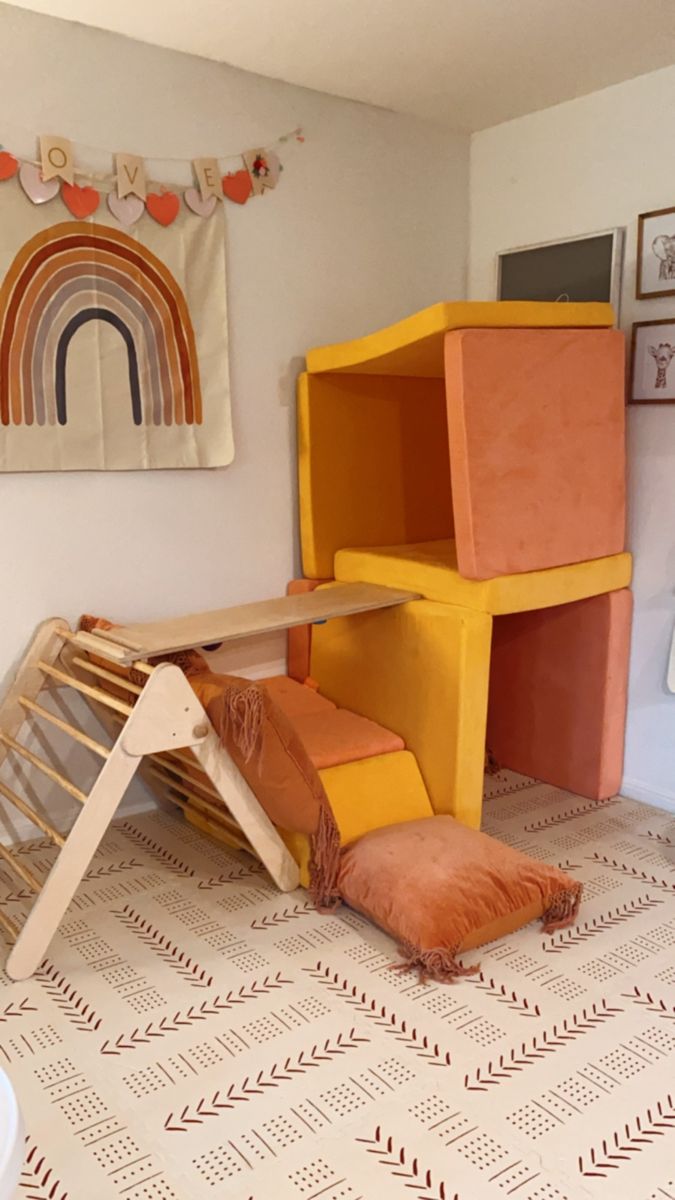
[{"left": 0, "top": 583, "right": 417, "bottom": 979}]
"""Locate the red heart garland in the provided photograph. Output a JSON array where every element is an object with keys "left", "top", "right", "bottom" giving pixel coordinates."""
[
  {"left": 0, "top": 151, "right": 18, "bottom": 181},
  {"left": 222, "top": 170, "right": 252, "bottom": 205},
  {"left": 62, "top": 181, "right": 101, "bottom": 218},
  {"left": 146, "top": 191, "right": 180, "bottom": 226}
]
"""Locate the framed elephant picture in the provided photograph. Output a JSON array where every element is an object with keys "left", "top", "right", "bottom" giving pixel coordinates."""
[
  {"left": 636, "top": 206, "right": 675, "bottom": 299},
  {"left": 630, "top": 318, "right": 675, "bottom": 404}
]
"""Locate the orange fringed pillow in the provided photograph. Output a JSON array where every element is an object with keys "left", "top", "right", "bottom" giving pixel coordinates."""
[{"left": 338, "top": 816, "right": 582, "bottom": 982}]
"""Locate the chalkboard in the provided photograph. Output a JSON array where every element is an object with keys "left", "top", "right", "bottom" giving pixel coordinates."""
[{"left": 497, "top": 230, "right": 624, "bottom": 314}]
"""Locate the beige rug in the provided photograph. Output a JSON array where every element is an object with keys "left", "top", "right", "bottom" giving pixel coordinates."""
[{"left": 1, "top": 772, "right": 674, "bottom": 1200}]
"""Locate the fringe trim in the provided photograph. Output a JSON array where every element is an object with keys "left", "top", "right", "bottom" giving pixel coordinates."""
[
  {"left": 216, "top": 681, "right": 342, "bottom": 911},
  {"left": 309, "top": 800, "right": 341, "bottom": 912},
  {"left": 484, "top": 747, "right": 501, "bottom": 775},
  {"left": 396, "top": 941, "right": 481, "bottom": 984},
  {"left": 222, "top": 685, "right": 265, "bottom": 763},
  {"left": 542, "top": 882, "right": 583, "bottom": 933}
]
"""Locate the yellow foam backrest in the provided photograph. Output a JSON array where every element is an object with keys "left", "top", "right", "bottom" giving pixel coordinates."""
[
  {"left": 280, "top": 749, "right": 433, "bottom": 887},
  {"left": 298, "top": 372, "right": 453, "bottom": 580},
  {"left": 310, "top": 599, "right": 491, "bottom": 828}
]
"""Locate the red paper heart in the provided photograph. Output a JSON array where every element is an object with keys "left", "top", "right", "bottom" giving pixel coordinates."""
[
  {"left": 222, "top": 170, "right": 252, "bottom": 205},
  {"left": 62, "top": 181, "right": 100, "bottom": 218},
  {"left": 146, "top": 191, "right": 180, "bottom": 226},
  {"left": 0, "top": 151, "right": 18, "bottom": 181}
]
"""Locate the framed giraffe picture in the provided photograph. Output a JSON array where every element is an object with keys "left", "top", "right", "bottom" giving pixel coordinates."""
[
  {"left": 636, "top": 205, "right": 675, "bottom": 299},
  {"left": 630, "top": 318, "right": 675, "bottom": 404}
]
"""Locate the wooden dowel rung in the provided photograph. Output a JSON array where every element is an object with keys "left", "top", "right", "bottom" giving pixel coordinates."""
[
  {"left": 146, "top": 764, "right": 247, "bottom": 840},
  {"left": 0, "top": 841, "right": 42, "bottom": 891},
  {"left": 0, "top": 732, "right": 87, "bottom": 804},
  {"left": 61, "top": 628, "right": 132, "bottom": 664},
  {"left": 150, "top": 754, "right": 222, "bottom": 801},
  {"left": 0, "top": 778, "right": 65, "bottom": 846},
  {"left": 38, "top": 662, "right": 133, "bottom": 717},
  {"left": 165, "top": 789, "right": 250, "bottom": 852},
  {"left": 72, "top": 656, "right": 143, "bottom": 695},
  {"left": 128, "top": 661, "right": 154, "bottom": 676},
  {"left": 0, "top": 907, "right": 19, "bottom": 941},
  {"left": 20, "top": 697, "right": 110, "bottom": 759}
]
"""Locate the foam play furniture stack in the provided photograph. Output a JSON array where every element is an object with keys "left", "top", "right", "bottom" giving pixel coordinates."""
[
  {"left": 0, "top": 300, "right": 631, "bottom": 981},
  {"left": 294, "top": 300, "right": 632, "bottom": 828}
]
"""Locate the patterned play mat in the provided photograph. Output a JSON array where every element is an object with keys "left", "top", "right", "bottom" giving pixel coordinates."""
[{"left": 1, "top": 771, "right": 674, "bottom": 1200}]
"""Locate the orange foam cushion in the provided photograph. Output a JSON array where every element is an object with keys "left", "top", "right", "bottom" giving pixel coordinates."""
[
  {"left": 260, "top": 674, "right": 336, "bottom": 719},
  {"left": 487, "top": 589, "right": 632, "bottom": 799},
  {"left": 445, "top": 328, "right": 626, "bottom": 579},
  {"left": 286, "top": 578, "right": 324, "bottom": 682},
  {"left": 291, "top": 708, "right": 404, "bottom": 770}
]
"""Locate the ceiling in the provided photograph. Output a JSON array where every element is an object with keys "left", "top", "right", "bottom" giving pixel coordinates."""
[{"left": 5, "top": 0, "right": 675, "bottom": 131}]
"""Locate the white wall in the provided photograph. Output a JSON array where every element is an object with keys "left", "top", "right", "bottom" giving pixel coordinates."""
[
  {"left": 470, "top": 66, "right": 675, "bottom": 810},
  {"left": 0, "top": 3, "right": 469, "bottom": 838}
]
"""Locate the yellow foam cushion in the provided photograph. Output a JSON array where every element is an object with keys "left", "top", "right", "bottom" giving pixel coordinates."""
[
  {"left": 298, "top": 372, "right": 453, "bottom": 580},
  {"left": 280, "top": 750, "right": 433, "bottom": 887},
  {"left": 306, "top": 300, "right": 615, "bottom": 378},
  {"left": 334, "top": 539, "right": 632, "bottom": 615},
  {"left": 311, "top": 599, "right": 491, "bottom": 827},
  {"left": 320, "top": 751, "right": 433, "bottom": 843}
]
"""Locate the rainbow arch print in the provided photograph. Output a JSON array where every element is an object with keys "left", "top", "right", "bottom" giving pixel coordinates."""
[{"left": 0, "top": 222, "right": 202, "bottom": 428}]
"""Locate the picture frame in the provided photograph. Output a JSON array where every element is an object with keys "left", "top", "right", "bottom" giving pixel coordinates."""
[
  {"left": 636, "top": 206, "right": 675, "bottom": 299},
  {"left": 630, "top": 318, "right": 675, "bottom": 404},
  {"left": 496, "top": 228, "right": 625, "bottom": 318}
]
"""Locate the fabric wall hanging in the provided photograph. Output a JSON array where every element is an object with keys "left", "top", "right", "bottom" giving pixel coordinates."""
[{"left": 0, "top": 176, "right": 232, "bottom": 471}]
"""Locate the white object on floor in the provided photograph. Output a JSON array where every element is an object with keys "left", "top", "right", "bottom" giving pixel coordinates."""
[{"left": 0, "top": 1067, "right": 23, "bottom": 1200}]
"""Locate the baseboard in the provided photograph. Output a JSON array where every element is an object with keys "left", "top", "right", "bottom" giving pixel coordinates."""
[{"left": 621, "top": 777, "right": 675, "bottom": 813}]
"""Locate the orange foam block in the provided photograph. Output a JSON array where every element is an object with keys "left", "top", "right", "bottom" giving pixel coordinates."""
[
  {"left": 487, "top": 589, "right": 633, "bottom": 800},
  {"left": 445, "top": 328, "right": 626, "bottom": 580},
  {"left": 286, "top": 577, "right": 323, "bottom": 682}
]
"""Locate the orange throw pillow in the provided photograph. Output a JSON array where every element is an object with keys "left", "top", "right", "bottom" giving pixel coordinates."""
[{"left": 338, "top": 816, "right": 582, "bottom": 981}]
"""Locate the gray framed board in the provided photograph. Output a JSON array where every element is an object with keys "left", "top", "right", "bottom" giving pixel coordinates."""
[{"left": 497, "top": 228, "right": 624, "bottom": 319}]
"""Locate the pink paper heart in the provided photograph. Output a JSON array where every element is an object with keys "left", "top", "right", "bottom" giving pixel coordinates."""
[
  {"left": 19, "top": 161, "right": 60, "bottom": 205},
  {"left": 184, "top": 187, "right": 217, "bottom": 218},
  {"left": 107, "top": 192, "right": 144, "bottom": 226}
]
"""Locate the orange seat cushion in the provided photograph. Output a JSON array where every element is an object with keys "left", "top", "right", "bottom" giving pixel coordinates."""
[
  {"left": 260, "top": 675, "right": 336, "bottom": 720},
  {"left": 338, "top": 816, "right": 582, "bottom": 981},
  {"left": 291, "top": 708, "right": 405, "bottom": 769}
]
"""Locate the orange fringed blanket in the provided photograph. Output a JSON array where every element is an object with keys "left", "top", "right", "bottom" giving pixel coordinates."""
[{"left": 187, "top": 672, "right": 342, "bottom": 912}]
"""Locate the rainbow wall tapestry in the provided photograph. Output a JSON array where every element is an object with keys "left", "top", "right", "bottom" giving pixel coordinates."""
[{"left": 0, "top": 183, "right": 232, "bottom": 470}]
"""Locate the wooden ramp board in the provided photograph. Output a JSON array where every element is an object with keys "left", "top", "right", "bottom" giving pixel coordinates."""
[{"left": 83, "top": 582, "right": 420, "bottom": 663}]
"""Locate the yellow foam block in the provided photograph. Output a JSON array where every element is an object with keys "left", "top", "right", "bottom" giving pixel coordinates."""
[
  {"left": 298, "top": 372, "right": 453, "bottom": 580},
  {"left": 280, "top": 749, "right": 433, "bottom": 887},
  {"left": 320, "top": 751, "right": 433, "bottom": 842},
  {"left": 310, "top": 599, "right": 491, "bottom": 827},
  {"left": 335, "top": 540, "right": 632, "bottom": 614},
  {"left": 306, "top": 300, "right": 615, "bottom": 378}
]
